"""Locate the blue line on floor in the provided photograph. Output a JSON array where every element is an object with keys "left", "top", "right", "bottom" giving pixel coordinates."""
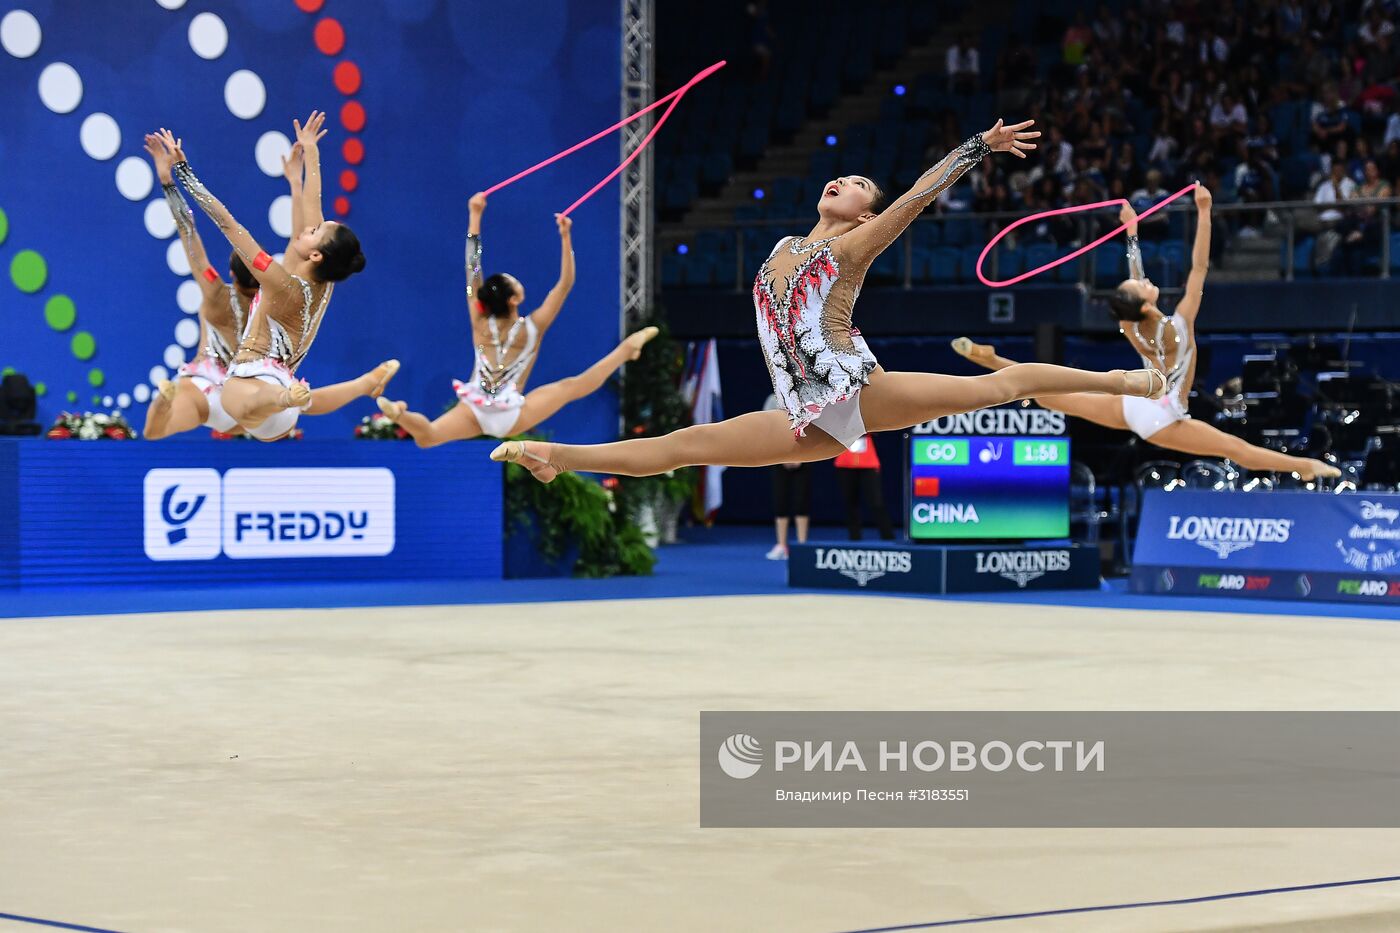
[
  {"left": 0, "top": 913, "right": 124, "bottom": 933},
  {"left": 833, "top": 872, "right": 1400, "bottom": 931}
]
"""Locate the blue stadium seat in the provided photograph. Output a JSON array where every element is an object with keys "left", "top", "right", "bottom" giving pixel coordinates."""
[
  {"left": 930, "top": 247, "right": 961, "bottom": 284},
  {"left": 960, "top": 245, "right": 986, "bottom": 283}
]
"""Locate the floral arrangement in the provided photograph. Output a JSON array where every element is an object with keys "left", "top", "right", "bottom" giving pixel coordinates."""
[
  {"left": 46, "top": 411, "right": 137, "bottom": 440},
  {"left": 354, "top": 412, "right": 410, "bottom": 440}
]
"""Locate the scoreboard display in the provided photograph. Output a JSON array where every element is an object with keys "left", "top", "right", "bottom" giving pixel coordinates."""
[{"left": 906, "top": 434, "right": 1070, "bottom": 541}]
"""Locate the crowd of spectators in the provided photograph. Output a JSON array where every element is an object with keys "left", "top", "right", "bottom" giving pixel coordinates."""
[{"left": 937, "top": 0, "right": 1400, "bottom": 269}]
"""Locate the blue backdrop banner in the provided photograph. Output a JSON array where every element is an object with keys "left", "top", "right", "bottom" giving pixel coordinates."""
[
  {"left": 1131, "top": 489, "right": 1400, "bottom": 603},
  {"left": 0, "top": 439, "right": 502, "bottom": 588}
]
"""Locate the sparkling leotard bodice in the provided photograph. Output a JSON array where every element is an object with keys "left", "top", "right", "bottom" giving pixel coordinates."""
[
  {"left": 753, "top": 133, "right": 991, "bottom": 436},
  {"left": 234, "top": 274, "right": 331, "bottom": 374}
]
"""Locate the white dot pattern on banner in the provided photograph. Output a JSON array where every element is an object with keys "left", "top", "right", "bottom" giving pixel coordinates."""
[
  {"left": 117, "top": 393, "right": 131, "bottom": 408},
  {"left": 176, "top": 280, "right": 202, "bottom": 312},
  {"left": 103, "top": 395, "right": 113, "bottom": 407},
  {"left": 133, "top": 384, "right": 151, "bottom": 403},
  {"left": 188, "top": 12, "right": 227, "bottom": 60},
  {"left": 254, "top": 130, "right": 292, "bottom": 178},
  {"left": 268, "top": 194, "right": 292, "bottom": 237},
  {"left": 174, "top": 318, "right": 200, "bottom": 348},
  {"left": 38, "top": 62, "right": 82, "bottom": 113},
  {"left": 273, "top": 252, "right": 285, "bottom": 265},
  {"left": 143, "top": 198, "right": 176, "bottom": 239},
  {"left": 163, "top": 345, "right": 185, "bottom": 370},
  {"left": 167, "top": 239, "right": 191, "bottom": 275},
  {"left": 115, "top": 156, "right": 153, "bottom": 200},
  {"left": 155, "top": 0, "right": 187, "bottom": 8},
  {"left": 224, "top": 70, "right": 265, "bottom": 120},
  {"left": 0, "top": 9, "right": 41, "bottom": 58},
  {"left": 79, "top": 112, "right": 120, "bottom": 160},
  {"left": 149, "top": 365, "right": 169, "bottom": 386}
]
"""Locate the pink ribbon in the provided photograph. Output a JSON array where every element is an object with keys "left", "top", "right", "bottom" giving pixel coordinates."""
[
  {"left": 481, "top": 60, "right": 727, "bottom": 215},
  {"left": 975, "top": 182, "right": 1199, "bottom": 287}
]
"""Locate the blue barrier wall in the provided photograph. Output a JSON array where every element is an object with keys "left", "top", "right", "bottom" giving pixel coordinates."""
[
  {"left": 1, "top": 0, "right": 620, "bottom": 441},
  {"left": 0, "top": 438, "right": 501, "bottom": 587},
  {"left": 1131, "top": 489, "right": 1400, "bottom": 604}
]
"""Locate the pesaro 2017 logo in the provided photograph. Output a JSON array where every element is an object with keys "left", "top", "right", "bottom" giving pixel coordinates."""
[
  {"left": 1165, "top": 515, "right": 1294, "bottom": 558},
  {"left": 144, "top": 468, "right": 395, "bottom": 561},
  {"left": 813, "top": 548, "right": 913, "bottom": 587}
]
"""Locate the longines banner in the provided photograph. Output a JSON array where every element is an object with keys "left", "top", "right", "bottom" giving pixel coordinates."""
[
  {"left": 701, "top": 712, "right": 1400, "bottom": 828},
  {"left": 0, "top": 440, "right": 502, "bottom": 588},
  {"left": 788, "top": 542, "right": 1098, "bottom": 594},
  {"left": 1131, "top": 489, "right": 1400, "bottom": 603}
]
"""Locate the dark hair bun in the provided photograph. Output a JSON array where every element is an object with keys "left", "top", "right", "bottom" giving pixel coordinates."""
[
  {"left": 315, "top": 224, "right": 366, "bottom": 283},
  {"left": 350, "top": 252, "right": 366, "bottom": 274}
]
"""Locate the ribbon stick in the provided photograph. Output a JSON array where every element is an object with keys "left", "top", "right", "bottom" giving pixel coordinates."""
[
  {"left": 975, "top": 182, "right": 1199, "bottom": 288},
  {"left": 481, "top": 60, "right": 727, "bottom": 204}
]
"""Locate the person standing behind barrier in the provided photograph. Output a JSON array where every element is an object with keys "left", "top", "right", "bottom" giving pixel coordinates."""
[
  {"left": 763, "top": 393, "right": 809, "bottom": 560},
  {"left": 834, "top": 434, "right": 895, "bottom": 541}
]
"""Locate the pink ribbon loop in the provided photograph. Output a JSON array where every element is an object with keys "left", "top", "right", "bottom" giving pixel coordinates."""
[{"left": 975, "top": 182, "right": 1199, "bottom": 288}]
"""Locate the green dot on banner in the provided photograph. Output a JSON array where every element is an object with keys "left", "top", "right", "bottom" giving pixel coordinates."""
[
  {"left": 10, "top": 250, "right": 47, "bottom": 293},
  {"left": 67, "top": 391, "right": 77, "bottom": 403},
  {"left": 44, "top": 295, "right": 76, "bottom": 331},
  {"left": 91, "top": 394, "right": 101, "bottom": 406},
  {"left": 87, "top": 368, "right": 104, "bottom": 387},
  {"left": 34, "top": 382, "right": 46, "bottom": 396},
  {"left": 0, "top": 207, "right": 8, "bottom": 246},
  {"left": 71, "top": 331, "right": 96, "bottom": 360}
]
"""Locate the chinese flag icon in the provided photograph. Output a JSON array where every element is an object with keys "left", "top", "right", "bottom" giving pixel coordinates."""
[{"left": 914, "top": 476, "right": 941, "bottom": 497}]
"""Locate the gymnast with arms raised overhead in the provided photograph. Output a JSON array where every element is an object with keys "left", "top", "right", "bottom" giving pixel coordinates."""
[
  {"left": 493, "top": 118, "right": 1167, "bottom": 482},
  {"left": 159, "top": 114, "right": 393, "bottom": 442},
  {"left": 375, "top": 191, "right": 658, "bottom": 445},
  {"left": 952, "top": 183, "right": 1340, "bottom": 480}
]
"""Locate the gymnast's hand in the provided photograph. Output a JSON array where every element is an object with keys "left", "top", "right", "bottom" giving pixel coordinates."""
[
  {"left": 293, "top": 110, "right": 328, "bottom": 151},
  {"left": 156, "top": 128, "right": 186, "bottom": 163},
  {"left": 281, "top": 142, "right": 304, "bottom": 184},
  {"left": 555, "top": 213, "right": 573, "bottom": 237},
  {"left": 1194, "top": 183, "right": 1213, "bottom": 211},
  {"left": 980, "top": 119, "right": 1039, "bottom": 158},
  {"left": 469, "top": 192, "right": 488, "bottom": 217},
  {"left": 144, "top": 133, "right": 175, "bottom": 184},
  {"left": 1119, "top": 201, "right": 1138, "bottom": 227}
]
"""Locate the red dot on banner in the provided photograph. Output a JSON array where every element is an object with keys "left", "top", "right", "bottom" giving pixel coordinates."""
[
  {"left": 294, "top": 0, "right": 324, "bottom": 11},
  {"left": 334, "top": 196, "right": 351, "bottom": 216},
  {"left": 340, "top": 100, "right": 366, "bottom": 132},
  {"left": 342, "top": 137, "right": 364, "bottom": 165},
  {"left": 333, "top": 61, "right": 361, "bottom": 95},
  {"left": 340, "top": 169, "right": 358, "bottom": 192},
  {"left": 313, "top": 18, "right": 345, "bottom": 55}
]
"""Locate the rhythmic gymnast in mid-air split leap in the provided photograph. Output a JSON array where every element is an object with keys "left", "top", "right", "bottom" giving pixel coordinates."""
[
  {"left": 375, "top": 192, "right": 659, "bottom": 445},
  {"left": 158, "top": 113, "right": 395, "bottom": 441},
  {"left": 493, "top": 119, "right": 1166, "bottom": 482},
  {"left": 952, "top": 184, "right": 1341, "bottom": 480}
]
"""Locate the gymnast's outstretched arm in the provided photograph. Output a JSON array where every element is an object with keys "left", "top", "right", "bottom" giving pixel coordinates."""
[
  {"left": 525, "top": 214, "right": 575, "bottom": 335},
  {"left": 293, "top": 111, "right": 327, "bottom": 229},
  {"left": 1120, "top": 201, "right": 1146, "bottom": 279},
  {"left": 836, "top": 119, "right": 1040, "bottom": 268},
  {"left": 145, "top": 134, "right": 220, "bottom": 294},
  {"left": 282, "top": 140, "right": 305, "bottom": 256},
  {"left": 1174, "top": 184, "right": 1212, "bottom": 324},
  {"left": 162, "top": 130, "right": 295, "bottom": 293},
  {"left": 465, "top": 192, "right": 486, "bottom": 311}
]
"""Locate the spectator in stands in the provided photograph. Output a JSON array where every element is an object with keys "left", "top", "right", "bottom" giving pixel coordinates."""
[
  {"left": 1092, "top": 3, "right": 1121, "bottom": 46},
  {"left": 1148, "top": 117, "right": 1182, "bottom": 174},
  {"left": 1359, "top": 6, "right": 1396, "bottom": 47},
  {"left": 1210, "top": 91, "right": 1250, "bottom": 152},
  {"left": 1200, "top": 23, "right": 1231, "bottom": 65},
  {"left": 1111, "top": 141, "right": 1144, "bottom": 192},
  {"left": 1354, "top": 158, "right": 1392, "bottom": 237},
  {"left": 1384, "top": 99, "right": 1400, "bottom": 148},
  {"left": 995, "top": 37, "right": 1036, "bottom": 111},
  {"left": 1314, "top": 160, "right": 1358, "bottom": 268},
  {"left": 745, "top": 1, "right": 773, "bottom": 81},
  {"left": 1131, "top": 169, "right": 1172, "bottom": 241},
  {"left": 1297, "top": 36, "right": 1333, "bottom": 93},
  {"left": 947, "top": 35, "right": 980, "bottom": 96},
  {"left": 1046, "top": 125, "right": 1075, "bottom": 182},
  {"left": 1277, "top": 0, "right": 1305, "bottom": 45},
  {"left": 1311, "top": 0, "right": 1342, "bottom": 43},
  {"left": 1312, "top": 85, "right": 1351, "bottom": 145},
  {"left": 1063, "top": 11, "right": 1094, "bottom": 66}
]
